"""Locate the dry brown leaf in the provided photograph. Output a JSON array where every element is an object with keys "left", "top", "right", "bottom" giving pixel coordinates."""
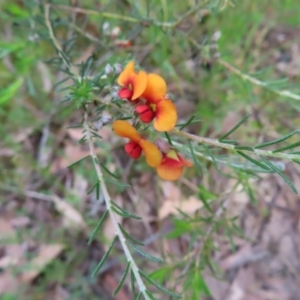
[
  {"left": 67, "top": 128, "right": 85, "bottom": 141},
  {"left": 159, "top": 196, "right": 203, "bottom": 219},
  {"left": 205, "top": 275, "right": 230, "bottom": 300},
  {"left": 50, "top": 141, "right": 90, "bottom": 172},
  {"left": 37, "top": 62, "right": 52, "bottom": 92},
  {"left": 53, "top": 196, "right": 87, "bottom": 230},
  {"left": 0, "top": 148, "right": 15, "bottom": 156},
  {"left": 10, "top": 216, "right": 31, "bottom": 229},
  {"left": 73, "top": 173, "right": 89, "bottom": 201},
  {"left": 160, "top": 181, "right": 181, "bottom": 201},
  {"left": 0, "top": 256, "right": 19, "bottom": 269},
  {"left": 19, "top": 244, "right": 64, "bottom": 283},
  {"left": 45, "top": 284, "right": 71, "bottom": 300},
  {"left": 0, "top": 218, "right": 16, "bottom": 240},
  {"left": 159, "top": 182, "right": 203, "bottom": 219},
  {"left": 98, "top": 126, "right": 112, "bottom": 141},
  {"left": 0, "top": 274, "right": 19, "bottom": 294},
  {"left": 0, "top": 244, "right": 64, "bottom": 294}
]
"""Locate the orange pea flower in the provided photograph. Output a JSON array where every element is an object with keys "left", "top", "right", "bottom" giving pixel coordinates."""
[
  {"left": 117, "top": 61, "right": 147, "bottom": 101},
  {"left": 113, "top": 120, "right": 162, "bottom": 167},
  {"left": 156, "top": 149, "right": 193, "bottom": 181},
  {"left": 135, "top": 74, "right": 177, "bottom": 132}
]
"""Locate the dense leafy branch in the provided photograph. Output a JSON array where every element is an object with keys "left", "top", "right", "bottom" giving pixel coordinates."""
[
  {"left": 83, "top": 112, "right": 151, "bottom": 299},
  {"left": 44, "top": 4, "right": 156, "bottom": 299},
  {"left": 42, "top": 2, "right": 300, "bottom": 298},
  {"left": 172, "top": 129, "right": 300, "bottom": 162}
]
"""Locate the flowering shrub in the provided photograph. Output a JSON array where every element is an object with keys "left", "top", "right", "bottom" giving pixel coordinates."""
[
  {"left": 113, "top": 61, "right": 192, "bottom": 180},
  {"left": 40, "top": 2, "right": 300, "bottom": 299}
]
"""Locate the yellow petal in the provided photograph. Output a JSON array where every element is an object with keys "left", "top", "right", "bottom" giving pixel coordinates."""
[
  {"left": 154, "top": 99, "right": 177, "bottom": 132},
  {"left": 117, "top": 61, "right": 135, "bottom": 86},
  {"left": 142, "top": 73, "right": 167, "bottom": 103},
  {"left": 139, "top": 139, "right": 162, "bottom": 167},
  {"left": 156, "top": 163, "right": 183, "bottom": 181},
  {"left": 113, "top": 120, "right": 141, "bottom": 143},
  {"left": 131, "top": 70, "right": 147, "bottom": 100}
]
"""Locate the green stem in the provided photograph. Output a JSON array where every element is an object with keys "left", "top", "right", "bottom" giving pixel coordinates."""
[
  {"left": 84, "top": 113, "right": 150, "bottom": 300},
  {"left": 45, "top": 4, "right": 150, "bottom": 298},
  {"left": 44, "top": 4, "right": 79, "bottom": 77},
  {"left": 188, "top": 37, "right": 300, "bottom": 101},
  {"left": 171, "top": 129, "right": 300, "bottom": 161},
  {"left": 218, "top": 59, "right": 300, "bottom": 101}
]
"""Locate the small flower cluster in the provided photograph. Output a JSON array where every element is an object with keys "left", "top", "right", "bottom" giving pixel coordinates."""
[{"left": 113, "top": 61, "right": 192, "bottom": 180}]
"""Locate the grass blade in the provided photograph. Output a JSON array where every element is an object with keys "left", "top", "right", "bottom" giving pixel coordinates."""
[
  {"left": 273, "top": 141, "right": 300, "bottom": 153},
  {"left": 118, "top": 224, "right": 144, "bottom": 246},
  {"left": 91, "top": 235, "right": 117, "bottom": 277},
  {"left": 254, "top": 130, "right": 299, "bottom": 149},
  {"left": 234, "top": 145, "right": 254, "bottom": 152},
  {"left": 139, "top": 270, "right": 182, "bottom": 298},
  {"left": 98, "top": 161, "right": 120, "bottom": 179},
  {"left": 129, "top": 242, "right": 163, "bottom": 263},
  {"left": 202, "top": 144, "right": 219, "bottom": 169},
  {"left": 236, "top": 151, "right": 270, "bottom": 171},
  {"left": 87, "top": 181, "right": 99, "bottom": 195},
  {"left": 176, "top": 117, "right": 201, "bottom": 129},
  {"left": 164, "top": 132, "right": 173, "bottom": 145},
  {"left": 146, "top": 290, "right": 157, "bottom": 300},
  {"left": 111, "top": 201, "right": 142, "bottom": 220},
  {"left": 67, "top": 155, "right": 90, "bottom": 168},
  {"left": 113, "top": 261, "right": 131, "bottom": 296},
  {"left": 219, "top": 113, "right": 250, "bottom": 141},
  {"left": 88, "top": 210, "right": 108, "bottom": 245},
  {"left": 178, "top": 115, "right": 195, "bottom": 130},
  {"left": 131, "top": 269, "right": 137, "bottom": 298},
  {"left": 260, "top": 156, "right": 297, "bottom": 194},
  {"left": 188, "top": 140, "right": 202, "bottom": 175}
]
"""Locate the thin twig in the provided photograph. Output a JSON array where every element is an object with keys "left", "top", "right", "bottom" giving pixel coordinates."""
[
  {"left": 0, "top": 184, "right": 53, "bottom": 201},
  {"left": 83, "top": 112, "right": 150, "bottom": 300},
  {"left": 44, "top": 3, "right": 78, "bottom": 76},
  {"left": 218, "top": 59, "right": 300, "bottom": 101},
  {"left": 171, "top": 129, "right": 300, "bottom": 161},
  {"left": 188, "top": 37, "right": 300, "bottom": 102}
]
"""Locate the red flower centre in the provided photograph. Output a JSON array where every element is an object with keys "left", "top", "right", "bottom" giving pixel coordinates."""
[
  {"left": 124, "top": 141, "right": 142, "bottom": 159},
  {"left": 135, "top": 104, "right": 155, "bottom": 123},
  {"left": 118, "top": 87, "right": 133, "bottom": 100}
]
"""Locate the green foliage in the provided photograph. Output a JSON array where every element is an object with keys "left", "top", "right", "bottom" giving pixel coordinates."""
[
  {"left": 88, "top": 210, "right": 108, "bottom": 245},
  {"left": 2, "top": 0, "right": 300, "bottom": 299},
  {"left": 113, "top": 261, "right": 131, "bottom": 296},
  {"left": 0, "top": 78, "right": 23, "bottom": 105},
  {"left": 91, "top": 235, "right": 118, "bottom": 277}
]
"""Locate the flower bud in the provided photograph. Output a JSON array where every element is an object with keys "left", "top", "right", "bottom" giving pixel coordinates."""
[
  {"left": 155, "top": 138, "right": 171, "bottom": 153},
  {"left": 114, "top": 63, "right": 123, "bottom": 74},
  {"left": 105, "top": 63, "right": 114, "bottom": 75},
  {"left": 102, "top": 114, "right": 112, "bottom": 125},
  {"left": 93, "top": 120, "right": 103, "bottom": 130},
  {"left": 212, "top": 31, "right": 221, "bottom": 42}
]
